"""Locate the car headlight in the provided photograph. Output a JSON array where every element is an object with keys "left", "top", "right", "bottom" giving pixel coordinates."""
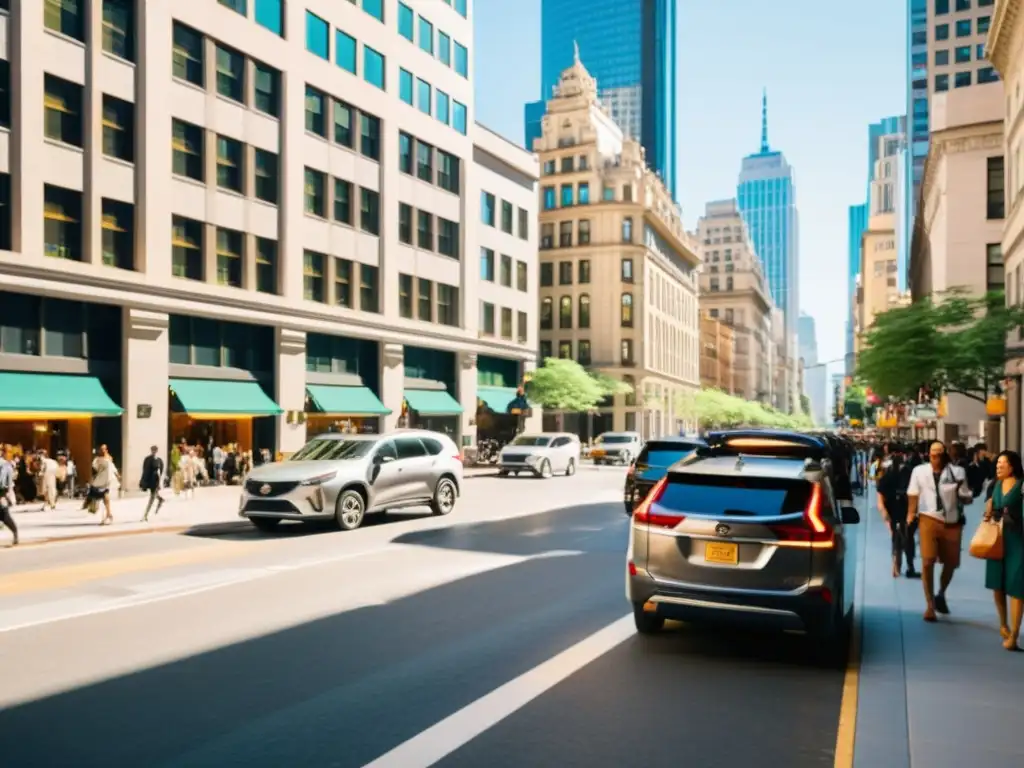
[
  {"left": 301, "top": 471, "right": 337, "bottom": 486},
  {"left": 525, "top": 454, "right": 542, "bottom": 464}
]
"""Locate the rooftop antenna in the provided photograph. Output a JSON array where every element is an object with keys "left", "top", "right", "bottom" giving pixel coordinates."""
[
  {"left": 760, "top": 88, "right": 769, "bottom": 153},
  {"left": 573, "top": 39, "right": 580, "bottom": 65}
]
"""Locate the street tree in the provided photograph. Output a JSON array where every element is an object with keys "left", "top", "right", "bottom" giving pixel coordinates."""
[
  {"left": 857, "top": 291, "right": 1024, "bottom": 403},
  {"left": 526, "top": 358, "right": 633, "bottom": 412}
]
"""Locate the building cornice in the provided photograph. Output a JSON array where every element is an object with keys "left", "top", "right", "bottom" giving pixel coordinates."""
[
  {"left": 988, "top": 0, "right": 1021, "bottom": 74},
  {"left": 921, "top": 126, "right": 1003, "bottom": 225}
]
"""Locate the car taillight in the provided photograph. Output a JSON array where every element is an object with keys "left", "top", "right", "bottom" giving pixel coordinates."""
[
  {"left": 769, "top": 482, "right": 834, "bottom": 546},
  {"left": 633, "top": 477, "right": 685, "bottom": 528}
]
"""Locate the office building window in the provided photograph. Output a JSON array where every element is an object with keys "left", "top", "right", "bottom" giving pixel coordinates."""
[
  {"left": 360, "top": 112, "right": 381, "bottom": 160},
  {"left": 303, "top": 251, "right": 326, "bottom": 303},
  {"left": 327, "top": 101, "right": 350, "bottom": 147},
  {"left": 955, "top": 45, "right": 971, "bottom": 63},
  {"left": 399, "top": 68, "right": 413, "bottom": 104},
  {"left": 215, "top": 227, "right": 244, "bottom": 288},
  {"left": 360, "top": 265, "right": 380, "bottom": 313},
  {"left": 621, "top": 258, "right": 633, "bottom": 282},
  {"left": 543, "top": 186, "right": 556, "bottom": 210},
  {"left": 480, "top": 248, "right": 494, "bottom": 281},
  {"left": 517, "top": 261, "right": 527, "bottom": 291},
  {"left": 955, "top": 0, "right": 970, "bottom": 9},
  {"left": 219, "top": 0, "right": 245, "bottom": 14},
  {"left": 541, "top": 223, "right": 554, "bottom": 249},
  {"left": 399, "top": 132, "right": 413, "bottom": 174},
  {"left": 518, "top": 311, "right": 529, "bottom": 344},
  {"left": 577, "top": 339, "right": 591, "bottom": 365},
  {"left": 171, "top": 216, "right": 203, "bottom": 280},
  {"left": 979, "top": 67, "right": 999, "bottom": 83},
  {"left": 101, "top": 94, "right": 134, "bottom": 162},
  {"left": 935, "top": 0, "right": 949, "bottom": 14},
  {"left": 540, "top": 297, "right": 552, "bottom": 330},
  {"left": 978, "top": 16, "right": 991, "bottom": 34},
  {"left": 336, "top": 30, "right": 357, "bottom": 74},
  {"left": 501, "top": 201, "right": 513, "bottom": 233},
  {"left": 558, "top": 341, "right": 572, "bottom": 359},
  {"left": 437, "top": 150, "right": 460, "bottom": 194},
  {"left": 417, "top": 210, "right": 434, "bottom": 250},
  {"left": 362, "top": 0, "right": 384, "bottom": 22},
  {"left": 935, "top": 23, "right": 949, "bottom": 40},
  {"left": 399, "top": 274, "right": 413, "bottom": 318},
  {"left": 418, "top": 278, "right": 433, "bottom": 321},
  {"left": 334, "top": 179, "right": 353, "bottom": 225},
  {"left": 172, "top": 23, "right": 204, "bottom": 86},
  {"left": 100, "top": 198, "right": 133, "bottom": 269},
  {"left": 253, "top": 62, "right": 280, "bottom": 117},
  {"left": 398, "top": 2, "right": 414, "bottom": 41},
  {"left": 215, "top": 44, "right": 245, "bottom": 102},
  {"left": 436, "top": 90, "right": 450, "bottom": 125},
  {"left": 480, "top": 302, "right": 495, "bottom": 335},
  {"left": 216, "top": 136, "right": 244, "bottom": 193},
  {"left": 455, "top": 42, "right": 469, "bottom": 78},
  {"left": 935, "top": 74, "right": 949, "bottom": 91},
  {"left": 44, "top": 75, "right": 82, "bottom": 147},
  {"left": 558, "top": 260, "right": 572, "bottom": 284},
  {"left": 518, "top": 207, "right": 529, "bottom": 240},
  {"left": 255, "top": 237, "right": 277, "bottom": 294},
  {"left": 578, "top": 295, "right": 590, "bottom": 328},
  {"left": 171, "top": 119, "right": 204, "bottom": 180},
  {"left": 418, "top": 16, "right": 433, "bottom": 54},
  {"left": 539, "top": 340, "right": 552, "bottom": 359},
  {"left": 417, "top": 77, "right": 432, "bottom": 115},
  {"left": 438, "top": 218, "right": 459, "bottom": 258},
  {"left": 481, "top": 192, "right": 495, "bottom": 226},
  {"left": 578, "top": 182, "right": 590, "bottom": 204},
  {"left": 438, "top": 32, "right": 451, "bottom": 66},
  {"left": 559, "top": 221, "right": 572, "bottom": 247},
  {"left": 0, "top": 61, "right": 8, "bottom": 129},
  {"left": 540, "top": 262, "right": 553, "bottom": 286},
  {"left": 438, "top": 284, "right": 458, "bottom": 326},
  {"left": 364, "top": 46, "right": 386, "bottom": 89},
  {"left": 335, "top": 259, "right": 352, "bottom": 308},
  {"left": 560, "top": 184, "right": 574, "bottom": 206},
  {"left": 255, "top": 0, "right": 284, "bottom": 36},
  {"left": 501, "top": 307, "right": 513, "bottom": 339},
  {"left": 306, "top": 12, "right": 330, "bottom": 59},
  {"left": 500, "top": 254, "right": 512, "bottom": 287},
  {"left": 578, "top": 219, "right": 591, "bottom": 245},
  {"left": 621, "top": 293, "right": 633, "bottom": 327},
  {"left": 254, "top": 149, "right": 278, "bottom": 204},
  {"left": 304, "top": 168, "right": 326, "bottom": 217},
  {"left": 935, "top": 49, "right": 949, "bottom": 65},
  {"left": 453, "top": 101, "right": 467, "bottom": 134},
  {"left": 102, "top": 0, "right": 135, "bottom": 61},
  {"left": 559, "top": 296, "right": 572, "bottom": 329},
  {"left": 417, "top": 140, "right": 433, "bottom": 182},
  {"left": 956, "top": 19, "right": 971, "bottom": 37},
  {"left": 621, "top": 339, "right": 633, "bottom": 365},
  {"left": 455, "top": 0, "right": 467, "bottom": 16},
  {"left": 305, "top": 86, "right": 327, "bottom": 136},
  {"left": 988, "top": 156, "right": 1005, "bottom": 219},
  {"left": 360, "top": 188, "right": 380, "bottom": 235},
  {"left": 622, "top": 217, "right": 633, "bottom": 242},
  {"left": 45, "top": 0, "right": 85, "bottom": 41},
  {"left": 399, "top": 202, "right": 413, "bottom": 243}
]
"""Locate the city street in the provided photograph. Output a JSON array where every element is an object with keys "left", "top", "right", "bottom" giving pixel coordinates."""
[{"left": 0, "top": 468, "right": 847, "bottom": 767}]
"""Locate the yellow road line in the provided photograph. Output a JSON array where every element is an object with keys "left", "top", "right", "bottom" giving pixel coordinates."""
[
  {"left": 0, "top": 541, "right": 261, "bottom": 597},
  {"left": 833, "top": 615, "right": 862, "bottom": 768}
]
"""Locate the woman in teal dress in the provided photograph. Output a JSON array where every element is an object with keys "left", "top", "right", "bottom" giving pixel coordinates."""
[{"left": 984, "top": 450, "right": 1024, "bottom": 650}]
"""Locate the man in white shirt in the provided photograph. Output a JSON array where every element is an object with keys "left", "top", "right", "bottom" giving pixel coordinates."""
[
  {"left": 907, "top": 440, "right": 973, "bottom": 621},
  {"left": 39, "top": 450, "right": 59, "bottom": 511}
]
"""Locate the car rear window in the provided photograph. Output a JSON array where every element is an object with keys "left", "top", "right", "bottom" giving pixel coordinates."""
[
  {"left": 657, "top": 474, "right": 812, "bottom": 518},
  {"left": 599, "top": 434, "right": 633, "bottom": 444},
  {"left": 638, "top": 442, "right": 701, "bottom": 469}
]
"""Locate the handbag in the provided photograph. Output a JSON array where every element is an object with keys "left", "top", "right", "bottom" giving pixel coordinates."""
[{"left": 969, "top": 518, "right": 1004, "bottom": 560}]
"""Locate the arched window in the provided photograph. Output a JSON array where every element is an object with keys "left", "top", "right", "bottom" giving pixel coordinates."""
[
  {"left": 559, "top": 295, "right": 572, "bottom": 328},
  {"left": 623, "top": 375, "right": 636, "bottom": 407},
  {"left": 620, "top": 292, "right": 633, "bottom": 327},
  {"left": 540, "top": 296, "right": 553, "bottom": 329},
  {"left": 578, "top": 294, "right": 591, "bottom": 328}
]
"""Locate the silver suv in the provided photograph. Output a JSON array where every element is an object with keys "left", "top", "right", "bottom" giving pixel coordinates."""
[
  {"left": 591, "top": 431, "right": 641, "bottom": 465},
  {"left": 626, "top": 430, "right": 860, "bottom": 658},
  {"left": 239, "top": 430, "right": 463, "bottom": 532}
]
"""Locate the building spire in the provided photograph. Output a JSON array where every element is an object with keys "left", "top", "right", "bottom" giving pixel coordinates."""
[
  {"left": 573, "top": 39, "right": 580, "bottom": 65},
  {"left": 760, "top": 88, "right": 769, "bottom": 153}
]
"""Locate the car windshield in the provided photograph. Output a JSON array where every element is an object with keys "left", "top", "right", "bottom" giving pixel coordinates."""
[
  {"left": 598, "top": 435, "right": 633, "bottom": 444},
  {"left": 639, "top": 442, "right": 701, "bottom": 468},
  {"left": 510, "top": 435, "right": 552, "bottom": 447},
  {"left": 289, "top": 439, "right": 373, "bottom": 461},
  {"left": 657, "top": 473, "right": 812, "bottom": 518}
]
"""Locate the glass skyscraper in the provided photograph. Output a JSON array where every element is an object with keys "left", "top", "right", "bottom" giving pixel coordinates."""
[
  {"left": 523, "top": 0, "right": 678, "bottom": 199},
  {"left": 737, "top": 93, "right": 799, "bottom": 338},
  {"left": 846, "top": 203, "right": 868, "bottom": 372},
  {"left": 906, "top": 0, "right": 928, "bottom": 249}
]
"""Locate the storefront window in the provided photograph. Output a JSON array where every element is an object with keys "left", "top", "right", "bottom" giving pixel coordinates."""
[
  {"left": 192, "top": 317, "right": 220, "bottom": 367},
  {"left": 43, "top": 298, "right": 84, "bottom": 358},
  {"left": 168, "top": 315, "right": 190, "bottom": 364},
  {"left": 0, "top": 292, "right": 41, "bottom": 355},
  {"left": 168, "top": 315, "right": 274, "bottom": 371}
]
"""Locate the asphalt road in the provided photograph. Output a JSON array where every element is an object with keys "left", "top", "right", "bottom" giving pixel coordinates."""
[{"left": 0, "top": 468, "right": 845, "bottom": 767}]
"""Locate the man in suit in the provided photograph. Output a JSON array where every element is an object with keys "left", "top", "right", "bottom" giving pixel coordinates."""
[{"left": 140, "top": 445, "right": 165, "bottom": 522}]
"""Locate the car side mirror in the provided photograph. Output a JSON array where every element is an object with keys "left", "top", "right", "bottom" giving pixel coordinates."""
[{"left": 841, "top": 506, "right": 860, "bottom": 525}]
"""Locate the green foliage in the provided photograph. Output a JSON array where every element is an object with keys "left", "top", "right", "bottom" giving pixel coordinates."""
[
  {"left": 676, "top": 388, "right": 813, "bottom": 430},
  {"left": 799, "top": 393, "right": 812, "bottom": 417},
  {"left": 843, "top": 381, "right": 867, "bottom": 421},
  {"left": 857, "top": 291, "right": 1023, "bottom": 403},
  {"left": 526, "top": 358, "right": 633, "bottom": 411}
]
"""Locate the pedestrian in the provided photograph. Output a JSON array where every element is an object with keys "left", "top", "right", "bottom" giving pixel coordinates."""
[
  {"left": 212, "top": 444, "right": 224, "bottom": 484},
  {"left": 983, "top": 450, "right": 1024, "bottom": 650},
  {"left": 89, "top": 445, "right": 119, "bottom": 525},
  {"left": 0, "top": 443, "right": 19, "bottom": 546},
  {"left": 39, "top": 450, "right": 58, "bottom": 510},
  {"left": 139, "top": 445, "right": 165, "bottom": 522},
  {"left": 907, "top": 440, "right": 974, "bottom": 621},
  {"left": 179, "top": 448, "right": 200, "bottom": 500},
  {"left": 877, "top": 446, "right": 919, "bottom": 578}
]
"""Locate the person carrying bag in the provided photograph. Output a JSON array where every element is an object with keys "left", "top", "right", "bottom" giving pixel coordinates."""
[{"left": 983, "top": 450, "right": 1024, "bottom": 650}]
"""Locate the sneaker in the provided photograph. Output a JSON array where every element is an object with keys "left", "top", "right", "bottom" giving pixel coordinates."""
[
  {"left": 934, "top": 594, "right": 950, "bottom": 614},
  {"left": 905, "top": 567, "right": 920, "bottom": 579}
]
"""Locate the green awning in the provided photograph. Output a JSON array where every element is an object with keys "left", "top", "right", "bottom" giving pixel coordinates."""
[
  {"left": 477, "top": 386, "right": 519, "bottom": 413},
  {"left": 307, "top": 385, "right": 390, "bottom": 415},
  {"left": 169, "top": 378, "right": 282, "bottom": 416},
  {"left": 0, "top": 372, "right": 122, "bottom": 416},
  {"left": 404, "top": 388, "right": 463, "bottom": 415}
]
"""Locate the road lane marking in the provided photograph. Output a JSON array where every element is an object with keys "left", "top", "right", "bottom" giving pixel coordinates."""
[
  {"left": 362, "top": 614, "right": 634, "bottom": 768},
  {"left": 834, "top": 498, "right": 869, "bottom": 768}
]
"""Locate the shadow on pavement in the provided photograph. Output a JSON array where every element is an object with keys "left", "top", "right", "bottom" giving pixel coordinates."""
[{"left": 181, "top": 507, "right": 439, "bottom": 541}]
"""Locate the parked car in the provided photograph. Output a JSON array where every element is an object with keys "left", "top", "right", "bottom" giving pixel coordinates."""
[
  {"left": 626, "top": 429, "right": 860, "bottom": 659},
  {"left": 623, "top": 436, "right": 706, "bottom": 514},
  {"left": 497, "top": 433, "right": 581, "bottom": 478},
  {"left": 591, "top": 431, "right": 642, "bottom": 465},
  {"left": 239, "top": 430, "right": 463, "bottom": 532}
]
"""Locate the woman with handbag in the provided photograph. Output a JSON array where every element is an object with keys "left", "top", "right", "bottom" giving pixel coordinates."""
[{"left": 984, "top": 450, "right": 1024, "bottom": 650}]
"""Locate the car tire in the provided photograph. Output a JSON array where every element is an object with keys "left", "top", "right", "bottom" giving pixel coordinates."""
[
  {"left": 334, "top": 489, "right": 366, "bottom": 531},
  {"left": 632, "top": 603, "right": 665, "bottom": 635},
  {"left": 498, "top": 469, "right": 509, "bottom": 477},
  {"left": 250, "top": 516, "right": 280, "bottom": 532},
  {"left": 538, "top": 459, "right": 553, "bottom": 479},
  {"left": 565, "top": 459, "right": 576, "bottom": 477},
  {"left": 430, "top": 477, "right": 458, "bottom": 516}
]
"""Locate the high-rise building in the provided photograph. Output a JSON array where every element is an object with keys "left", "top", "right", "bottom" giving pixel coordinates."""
[
  {"left": 798, "top": 313, "right": 827, "bottom": 426},
  {"left": 536, "top": 57, "right": 700, "bottom": 438},
  {"left": 907, "top": 0, "right": 929, "bottom": 223},
  {"left": 736, "top": 92, "right": 799, "bottom": 341},
  {"left": 523, "top": 0, "right": 678, "bottom": 199},
  {"left": 0, "top": 0, "right": 543, "bottom": 485},
  {"left": 699, "top": 314, "right": 736, "bottom": 394},
  {"left": 845, "top": 203, "right": 868, "bottom": 373}
]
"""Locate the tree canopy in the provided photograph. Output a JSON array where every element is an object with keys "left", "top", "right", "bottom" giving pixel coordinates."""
[
  {"left": 856, "top": 291, "right": 1022, "bottom": 403},
  {"left": 676, "top": 388, "right": 813, "bottom": 430},
  {"left": 526, "top": 358, "right": 633, "bottom": 411}
]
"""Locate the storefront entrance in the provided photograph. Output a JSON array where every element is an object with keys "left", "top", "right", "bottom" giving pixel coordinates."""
[
  {"left": 305, "top": 384, "right": 388, "bottom": 438},
  {"left": 168, "top": 378, "right": 282, "bottom": 456}
]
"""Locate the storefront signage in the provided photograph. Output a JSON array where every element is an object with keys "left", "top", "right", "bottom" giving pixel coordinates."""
[{"left": 136, "top": 404, "right": 152, "bottom": 419}]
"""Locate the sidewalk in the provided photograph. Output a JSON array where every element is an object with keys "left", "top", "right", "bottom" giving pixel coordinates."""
[
  {"left": 2, "top": 466, "right": 502, "bottom": 547},
  {"left": 853, "top": 493, "right": 1023, "bottom": 766}
]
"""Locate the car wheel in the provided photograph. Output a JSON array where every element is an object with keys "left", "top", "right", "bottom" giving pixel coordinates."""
[
  {"left": 538, "top": 459, "right": 553, "bottom": 479},
  {"left": 632, "top": 603, "right": 665, "bottom": 635},
  {"left": 565, "top": 459, "right": 576, "bottom": 477},
  {"left": 498, "top": 469, "right": 509, "bottom": 477},
  {"left": 334, "top": 489, "right": 366, "bottom": 531},
  {"left": 250, "top": 517, "right": 280, "bottom": 532},
  {"left": 430, "top": 477, "right": 457, "bottom": 515}
]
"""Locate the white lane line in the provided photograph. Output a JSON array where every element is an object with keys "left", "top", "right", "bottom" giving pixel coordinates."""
[{"left": 362, "top": 614, "right": 634, "bottom": 768}]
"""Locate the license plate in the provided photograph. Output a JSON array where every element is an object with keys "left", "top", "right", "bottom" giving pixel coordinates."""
[
  {"left": 705, "top": 541, "right": 738, "bottom": 565},
  {"left": 591, "top": 450, "right": 605, "bottom": 457}
]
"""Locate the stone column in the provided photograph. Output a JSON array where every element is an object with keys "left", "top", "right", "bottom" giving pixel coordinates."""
[
  {"left": 121, "top": 308, "right": 169, "bottom": 488},
  {"left": 380, "top": 342, "right": 404, "bottom": 431},
  {"left": 522, "top": 358, "right": 542, "bottom": 433},
  {"left": 275, "top": 327, "right": 307, "bottom": 454},
  {"left": 457, "top": 351, "right": 477, "bottom": 450}
]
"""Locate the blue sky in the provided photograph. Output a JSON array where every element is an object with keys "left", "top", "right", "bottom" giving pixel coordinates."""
[{"left": 473, "top": 0, "right": 906, "bottom": 372}]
